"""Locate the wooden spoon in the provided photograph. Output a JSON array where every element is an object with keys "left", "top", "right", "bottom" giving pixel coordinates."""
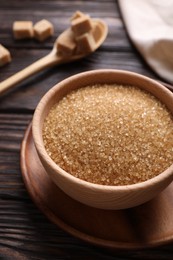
[{"left": 0, "top": 19, "right": 108, "bottom": 96}]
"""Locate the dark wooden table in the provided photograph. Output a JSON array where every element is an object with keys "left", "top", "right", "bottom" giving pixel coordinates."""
[{"left": 0, "top": 1, "right": 173, "bottom": 259}]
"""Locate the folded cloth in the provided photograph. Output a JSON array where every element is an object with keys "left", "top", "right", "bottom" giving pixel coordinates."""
[{"left": 118, "top": 0, "right": 173, "bottom": 84}]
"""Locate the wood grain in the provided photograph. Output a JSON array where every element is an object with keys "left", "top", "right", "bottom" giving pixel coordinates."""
[{"left": 1, "top": 0, "right": 173, "bottom": 259}]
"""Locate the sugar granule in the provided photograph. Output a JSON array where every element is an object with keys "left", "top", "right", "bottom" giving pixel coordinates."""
[{"left": 43, "top": 84, "right": 173, "bottom": 185}]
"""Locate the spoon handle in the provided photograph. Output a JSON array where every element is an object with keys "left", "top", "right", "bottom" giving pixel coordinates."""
[{"left": 0, "top": 52, "right": 61, "bottom": 96}]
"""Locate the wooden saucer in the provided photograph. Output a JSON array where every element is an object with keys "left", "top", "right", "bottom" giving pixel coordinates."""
[{"left": 20, "top": 123, "right": 173, "bottom": 250}]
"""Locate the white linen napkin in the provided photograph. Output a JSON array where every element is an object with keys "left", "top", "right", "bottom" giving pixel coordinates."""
[{"left": 118, "top": 0, "right": 173, "bottom": 84}]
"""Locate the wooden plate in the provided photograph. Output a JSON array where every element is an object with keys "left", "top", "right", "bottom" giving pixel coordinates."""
[{"left": 20, "top": 123, "right": 173, "bottom": 250}]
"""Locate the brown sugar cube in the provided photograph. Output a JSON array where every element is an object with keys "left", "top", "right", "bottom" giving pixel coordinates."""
[
  {"left": 56, "top": 28, "right": 76, "bottom": 56},
  {"left": 13, "top": 21, "right": 34, "bottom": 39},
  {"left": 34, "top": 19, "right": 54, "bottom": 42},
  {"left": 71, "top": 11, "right": 86, "bottom": 21},
  {"left": 91, "top": 22, "right": 102, "bottom": 42},
  {"left": 0, "top": 44, "right": 11, "bottom": 67},
  {"left": 76, "top": 32, "right": 95, "bottom": 54},
  {"left": 71, "top": 16, "right": 93, "bottom": 37}
]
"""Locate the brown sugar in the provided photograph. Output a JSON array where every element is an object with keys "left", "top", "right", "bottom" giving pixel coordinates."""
[
  {"left": 57, "top": 29, "right": 76, "bottom": 56},
  {"left": 0, "top": 44, "right": 11, "bottom": 66},
  {"left": 56, "top": 11, "right": 101, "bottom": 56},
  {"left": 13, "top": 21, "right": 34, "bottom": 39},
  {"left": 33, "top": 19, "right": 54, "bottom": 42},
  {"left": 43, "top": 84, "right": 173, "bottom": 186},
  {"left": 71, "top": 15, "right": 92, "bottom": 37},
  {"left": 75, "top": 32, "right": 95, "bottom": 53}
]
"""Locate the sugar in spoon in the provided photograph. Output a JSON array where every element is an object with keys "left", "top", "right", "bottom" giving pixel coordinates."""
[{"left": 0, "top": 19, "right": 108, "bottom": 96}]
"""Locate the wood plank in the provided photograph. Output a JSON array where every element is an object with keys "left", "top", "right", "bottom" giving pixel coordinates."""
[{"left": 1, "top": 0, "right": 173, "bottom": 258}]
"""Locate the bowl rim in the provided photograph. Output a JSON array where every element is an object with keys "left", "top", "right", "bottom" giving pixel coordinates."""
[{"left": 32, "top": 69, "right": 173, "bottom": 191}]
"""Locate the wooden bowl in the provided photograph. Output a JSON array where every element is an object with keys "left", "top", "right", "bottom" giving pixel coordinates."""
[{"left": 32, "top": 69, "right": 173, "bottom": 210}]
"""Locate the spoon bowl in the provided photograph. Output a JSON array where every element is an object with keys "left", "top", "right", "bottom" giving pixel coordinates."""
[{"left": 0, "top": 19, "right": 108, "bottom": 96}]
